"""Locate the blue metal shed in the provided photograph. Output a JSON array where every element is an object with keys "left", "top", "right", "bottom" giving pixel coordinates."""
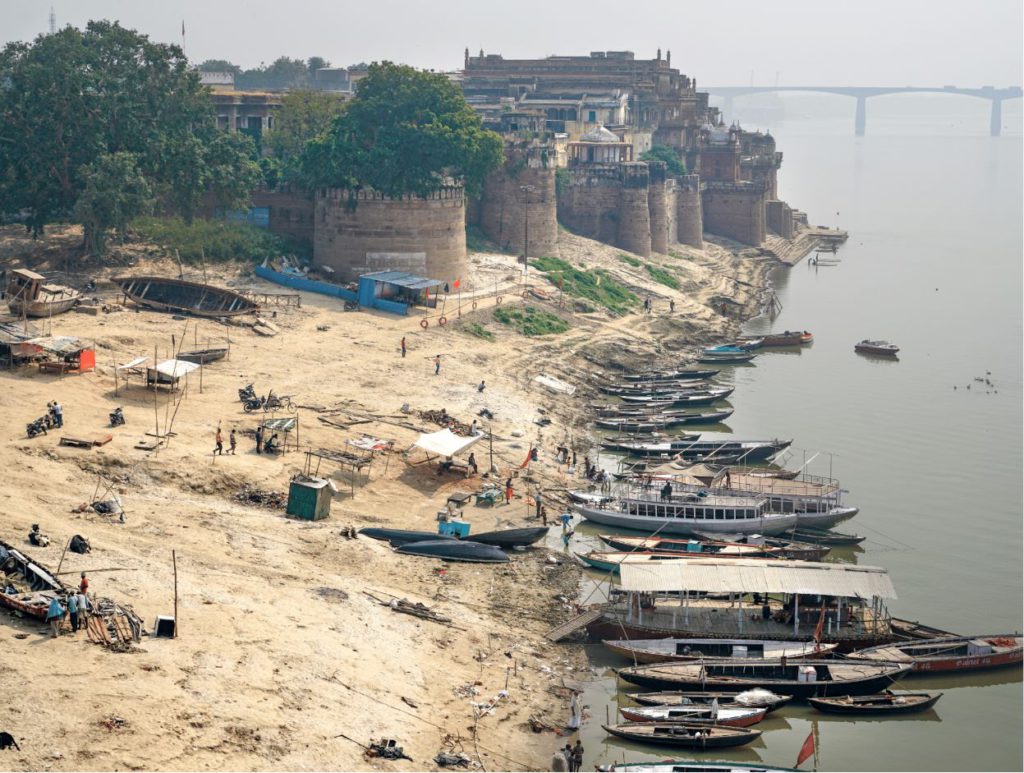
[{"left": 357, "top": 271, "right": 443, "bottom": 315}]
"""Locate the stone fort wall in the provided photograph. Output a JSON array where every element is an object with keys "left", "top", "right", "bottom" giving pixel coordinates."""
[
  {"left": 471, "top": 151, "right": 558, "bottom": 257},
  {"left": 313, "top": 186, "right": 468, "bottom": 285}
]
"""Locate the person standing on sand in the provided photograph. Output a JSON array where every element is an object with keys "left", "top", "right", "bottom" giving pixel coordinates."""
[
  {"left": 535, "top": 488, "right": 543, "bottom": 519},
  {"left": 562, "top": 529, "right": 574, "bottom": 550},
  {"left": 504, "top": 477, "right": 513, "bottom": 505},
  {"left": 401, "top": 336, "right": 406, "bottom": 358},
  {"left": 214, "top": 426, "right": 223, "bottom": 455},
  {"left": 669, "top": 299, "right": 675, "bottom": 313},
  {"left": 67, "top": 592, "right": 79, "bottom": 633},
  {"left": 255, "top": 424, "right": 264, "bottom": 454},
  {"left": 229, "top": 429, "right": 237, "bottom": 455},
  {"left": 79, "top": 571, "right": 89, "bottom": 599},
  {"left": 46, "top": 596, "right": 65, "bottom": 638},
  {"left": 434, "top": 355, "right": 441, "bottom": 376},
  {"left": 572, "top": 739, "right": 584, "bottom": 772},
  {"left": 562, "top": 744, "right": 574, "bottom": 772}
]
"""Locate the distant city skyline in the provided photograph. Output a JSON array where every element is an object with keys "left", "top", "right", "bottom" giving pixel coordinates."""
[{"left": 2, "top": 0, "right": 1021, "bottom": 87}]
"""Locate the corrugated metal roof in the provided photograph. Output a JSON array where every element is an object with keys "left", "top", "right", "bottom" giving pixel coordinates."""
[
  {"left": 360, "top": 271, "right": 443, "bottom": 290},
  {"left": 25, "top": 336, "right": 85, "bottom": 354},
  {"left": 619, "top": 558, "right": 897, "bottom": 600}
]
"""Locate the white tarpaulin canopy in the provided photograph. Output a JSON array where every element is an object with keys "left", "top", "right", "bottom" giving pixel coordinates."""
[
  {"left": 619, "top": 558, "right": 897, "bottom": 600},
  {"left": 116, "top": 356, "right": 149, "bottom": 371},
  {"left": 413, "top": 428, "right": 483, "bottom": 458},
  {"left": 151, "top": 359, "right": 201, "bottom": 379}
]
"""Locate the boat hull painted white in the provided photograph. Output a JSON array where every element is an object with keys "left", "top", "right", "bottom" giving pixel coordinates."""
[
  {"left": 578, "top": 506, "right": 799, "bottom": 537},
  {"left": 795, "top": 506, "right": 859, "bottom": 529}
]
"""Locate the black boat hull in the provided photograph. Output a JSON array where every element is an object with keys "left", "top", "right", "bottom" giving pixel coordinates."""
[
  {"left": 617, "top": 668, "right": 906, "bottom": 698},
  {"left": 470, "top": 527, "right": 549, "bottom": 547},
  {"left": 359, "top": 528, "right": 455, "bottom": 547},
  {"left": 395, "top": 539, "right": 509, "bottom": 563}
]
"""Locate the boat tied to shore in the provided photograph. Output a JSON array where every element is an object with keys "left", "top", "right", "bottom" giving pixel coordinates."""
[
  {"left": 618, "top": 703, "right": 767, "bottom": 727},
  {"left": 602, "top": 722, "right": 762, "bottom": 749},
  {"left": 603, "top": 636, "right": 838, "bottom": 663},
  {"left": 848, "top": 634, "right": 1023, "bottom": 673},
  {"left": 806, "top": 691, "right": 942, "bottom": 715}
]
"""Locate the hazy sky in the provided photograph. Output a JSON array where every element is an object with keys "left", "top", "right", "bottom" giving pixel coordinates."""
[{"left": 3, "top": 0, "right": 1021, "bottom": 86}]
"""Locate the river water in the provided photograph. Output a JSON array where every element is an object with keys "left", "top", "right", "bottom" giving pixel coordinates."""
[{"left": 572, "top": 96, "right": 1023, "bottom": 772}]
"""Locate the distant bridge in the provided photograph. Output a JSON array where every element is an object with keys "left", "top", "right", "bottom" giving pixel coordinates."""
[{"left": 703, "top": 86, "right": 1023, "bottom": 136}]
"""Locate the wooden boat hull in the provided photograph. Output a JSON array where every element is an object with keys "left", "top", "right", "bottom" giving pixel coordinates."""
[
  {"left": 600, "top": 439, "right": 792, "bottom": 462},
  {"left": 620, "top": 390, "right": 734, "bottom": 406},
  {"left": 849, "top": 635, "right": 1024, "bottom": 673},
  {"left": 604, "top": 761, "right": 796, "bottom": 773},
  {"left": 395, "top": 539, "right": 509, "bottom": 563},
  {"left": 603, "top": 637, "right": 837, "bottom": 664},
  {"left": 602, "top": 722, "right": 761, "bottom": 749},
  {"left": 627, "top": 691, "right": 793, "bottom": 713},
  {"left": 178, "top": 348, "right": 228, "bottom": 364},
  {"left": 619, "top": 705, "right": 767, "bottom": 727},
  {"left": 0, "top": 539, "right": 69, "bottom": 620},
  {"left": 760, "top": 332, "right": 813, "bottom": 347},
  {"left": 855, "top": 341, "right": 899, "bottom": 356},
  {"left": 807, "top": 692, "right": 942, "bottom": 715},
  {"left": 616, "top": 660, "right": 911, "bottom": 697},
  {"left": 787, "top": 528, "right": 865, "bottom": 545},
  {"left": 8, "top": 295, "right": 80, "bottom": 318},
  {"left": 359, "top": 528, "right": 456, "bottom": 546},
  {"left": 595, "top": 410, "right": 734, "bottom": 431},
  {"left": 621, "top": 370, "right": 720, "bottom": 382},
  {"left": 115, "top": 276, "right": 258, "bottom": 318},
  {"left": 698, "top": 353, "right": 756, "bottom": 364},
  {"left": 469, "top": 527, "right": 549, "bottom": 548}
]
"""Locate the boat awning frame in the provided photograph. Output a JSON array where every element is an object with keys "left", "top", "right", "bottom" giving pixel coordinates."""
[
  {"left": 413, "top": 428, "right": 484, "bottom": 458},
  {"left": 618, "top": 558, "right": 897, "bottom": 600}
]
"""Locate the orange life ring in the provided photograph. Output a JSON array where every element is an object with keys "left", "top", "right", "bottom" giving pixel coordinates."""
[
  {"left": 420, "top": 319, "right": 429, "bottom": 329},
  {"left": 438, "top": 316, "right": 448, "bottom": 326},
  {"left": 496, "top": 296, "right": 503, "bottom": 305},
  {"left": 471, "top": 301, "right": 478, "bottom": 310}
]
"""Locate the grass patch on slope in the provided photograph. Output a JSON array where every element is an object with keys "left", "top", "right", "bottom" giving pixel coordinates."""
[
  {"left": 618, "top": 253, "right": 642, "bottom": 267},
  {"left": 461, "top": 322, "right": 495, "bottom": 341},
  {"left": 133, "top": 216, "right": 288, "bottom": 262},
  {"left": 646, "top": 264, "right": 680, "bottom": 290},
  {"left": 493, "top": 305, "right": 569, "bottom": 336},
  {"left": 530, "top": 256, "right": 638, "bottom": 315}
]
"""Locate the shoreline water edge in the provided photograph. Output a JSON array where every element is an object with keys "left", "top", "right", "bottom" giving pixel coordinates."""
[{"left": 0, "top": 220, "right": 836, "bottom": 771}]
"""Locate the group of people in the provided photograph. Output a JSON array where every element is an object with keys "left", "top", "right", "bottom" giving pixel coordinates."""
[
  {"left": 46, "top": 400, "right": 64, "bottom": 428},
  {"left": 44, "top": 572, "right": 91, "bottom": 638},
  {"left": 254, "top": 425, "right": 281, "bottom": 454},
  {"left": 213, "top": 426, "right": 237, "bottom": 456},
  {"left": 552, "top": 740, "right": 584, "bottom": 772}
]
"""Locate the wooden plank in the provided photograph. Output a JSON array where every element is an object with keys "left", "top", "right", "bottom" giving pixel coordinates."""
[
  {"left": 59, "top": 436, "right": 95, "bottom": 448},
  {"left": 545, "top": 607, "right": 604, "bottom": 642}
]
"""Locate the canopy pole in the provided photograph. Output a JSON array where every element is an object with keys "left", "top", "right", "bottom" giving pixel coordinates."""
[{"left": 793, "top": 592, "right": 800, "bottom": 636}]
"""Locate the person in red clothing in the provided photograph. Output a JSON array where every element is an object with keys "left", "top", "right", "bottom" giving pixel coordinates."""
[
  {"left": 504, "top": 477, "right": 513, "bottom": 505},
  {"left": 79, "top": 571, "right": 89, "bottom": 598}
]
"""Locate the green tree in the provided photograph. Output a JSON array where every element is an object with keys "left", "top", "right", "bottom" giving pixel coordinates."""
[
  {"left": 74, "top": 152, "right": 153, "bottom": 255},
  {"left": 302, "top": 61, "right": 503, "bottom": 197},
  {"left": 0, "top": 21, "right": 258, "bottom": 238},
  {"left": 197, "top": 58, "right": 241, "bottom": 74},
  {"left": 265, "top": 89, "right": 348, "bottom": 185},
  {"left": 236, "top": 57, "right": 311, "bottom": 90},
  {"left": 306, "top": 56, "right": 330, "bottom": 74},
  {"left": 640, "top": 145, "right": 688, "bottom": 176}
]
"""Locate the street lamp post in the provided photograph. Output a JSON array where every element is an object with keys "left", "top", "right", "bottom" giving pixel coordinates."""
[{"left": 520, "top": 184, "right": 534, "bottom": 283}]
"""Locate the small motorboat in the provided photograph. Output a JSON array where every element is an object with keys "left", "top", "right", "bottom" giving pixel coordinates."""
[
  {"left": 601, "top": 723, "right": 761, "bottom": 749},
  {"left": 394, "top": 539, "right": 509, "bottom": 563},
  {"left": 627, "top": 689, "right": 793, "bottom": 713},
  {"left": 619, "top": 704, "right": 767, "bottom": 727},
  {"left": 855, "top": 339, "right": 900, "bottom": 356},
  {"left": 760, "top": 330, "right": 813, "bottom": 347},
  {"left": 848, "top": 635, "right": 1023, "bottom": 673},
  {"left": 468, "top": 527, "right": 548, "bottom": 548},
  {"left": 807, "top": 692, "right": 942, "bottom": 715},
  {"left": 359, "top": 528, "right": 457, "bottom": 547}
]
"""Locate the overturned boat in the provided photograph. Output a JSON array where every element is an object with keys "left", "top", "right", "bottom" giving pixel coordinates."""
[
  {"left": 0, "top": 538, "right": 68, "bottom": 619},
  {"left": 359, "top": 528, "right": 456, "bottom": 547},
  {"left": 469, "top": 527, "right": 549, "bottom": 548},
  {"left": 395, "top": 539, "right": 509, "bottom": 563},
  {"left": 115, "top": 276, "right": 258, "bottom": 318}
]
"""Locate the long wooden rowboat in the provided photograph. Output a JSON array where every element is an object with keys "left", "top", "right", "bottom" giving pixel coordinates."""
[
  {"left": 602, "top": 722, "right": 761, "bottom": 749},
  {"left": 603, "top": 637, "right": 838, "bottom": 664},
  {"left": 594, "top": 410, "right": 734, "bottom": 431},
  {"left": 627, "top": 690, "right": 793, "bottom": 713},
  {"left": 115, "top": 276, "right": 258, "bottom": 317},
  {"left": 616, "top": 660, "right": 911, "bottom": 698},
  {"left": 178, "top": 347, "right": 228, "bottom": 364},
  {"left": 848, "top": 635, "right": 1023, "bottom": 672},
  {"left": 619, "top": 704, "right": 767, "bottom": 727},
  {"left": 806, "top": 691, "right": 942, "bottom": 715},
  {"left": 620, "top": 369, "right": 720, "bottom": 382},
  {"left": 0, "top": 539, "right": 69, "bottom": 619},
  {"left": 786, "top": 527, "right": 865, "bottom": 545},
  {"left": 604, "top": 762, "right": 798, "bottom": 773}
]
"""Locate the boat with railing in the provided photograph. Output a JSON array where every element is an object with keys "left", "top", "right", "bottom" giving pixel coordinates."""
[{"left": 576, "top": 493, "right": 799, "bottom": 536}]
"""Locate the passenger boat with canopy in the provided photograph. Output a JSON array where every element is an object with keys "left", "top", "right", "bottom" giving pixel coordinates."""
[{"left": 576, "top": 494, "right": 799, "bottom": 537}]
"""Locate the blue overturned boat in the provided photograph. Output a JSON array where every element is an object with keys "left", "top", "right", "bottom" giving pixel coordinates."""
[{"left": 395, "top": 539, "right": 510, "bottom": 563}]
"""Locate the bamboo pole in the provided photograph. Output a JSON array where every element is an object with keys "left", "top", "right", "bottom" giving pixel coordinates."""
[
  {"left": 172, "top": 550, "right": 178, "bottom": 638},
  {"left": 55, "top": 537, "right": 72, "bottom": 576}
]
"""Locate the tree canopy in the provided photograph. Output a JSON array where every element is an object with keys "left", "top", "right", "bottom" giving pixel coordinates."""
[
  {"left": 265, "top": 89, "right": 348, "bottom": 186},
  {"left": 199, "top": 56, "right": 334, "bottom": 91},
  {"left": 640, "top": 145, "right": 688, "bottom": 176},
  {"left": 0, "top": 21, "right": 260, "bottom": 251},
  {"left": 301, "top": 62, "right": 503, "bottom": 197}
]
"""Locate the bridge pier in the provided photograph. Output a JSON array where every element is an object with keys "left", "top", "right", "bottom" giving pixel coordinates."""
[
  {"left": 990, "top": 98, "right": 1002, "bottom": 137},
  {"left": 854, "top": 95, "right": 866, "bottom": 136}
]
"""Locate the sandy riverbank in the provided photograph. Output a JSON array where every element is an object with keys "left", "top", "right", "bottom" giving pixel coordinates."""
[{"left": 0, "top": 222, "right": 825, "bottom": 771}]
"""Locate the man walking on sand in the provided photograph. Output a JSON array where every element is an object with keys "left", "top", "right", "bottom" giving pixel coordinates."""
[
  {"left": 535, "top": 488, "right": 543, "bottom": 519},
  {"left": 229, "top": 428, "right": 237, "bottom": 455},
  {"left": 504, "top": 477, "right": 513, "bottom": 505},
  {"left": 401, "top": 336, "right": 406, "bottom": 358},
  {"left": 214, "top": 426, "right": 223, "bottom": 455},
  {"left": 434, "top": 355, "right": 441, "bottom": 376}
]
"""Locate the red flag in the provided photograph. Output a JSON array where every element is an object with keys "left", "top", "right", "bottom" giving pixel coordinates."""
[
  {"left": 453, "top": 278, "right": 460, "bottom": 289},
  {"left": 795, "top": 730, "right": 815, "bottom": 767}
]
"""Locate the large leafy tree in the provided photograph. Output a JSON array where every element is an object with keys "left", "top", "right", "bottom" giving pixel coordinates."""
[
  {"left": 640, "top": 145, "right": 688, "bottom": 176},
  {"left": 0, "top": 20, "right": 258, "bottom": 246},
  {"left": 74, "top": 152, "right": 153, "bottom": 256},
  {"left": 302, "top": 62, "right": 503, "bottom": 197},
  {"left": 265, "top": 89, "right": 348, "bottom": 186}
]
